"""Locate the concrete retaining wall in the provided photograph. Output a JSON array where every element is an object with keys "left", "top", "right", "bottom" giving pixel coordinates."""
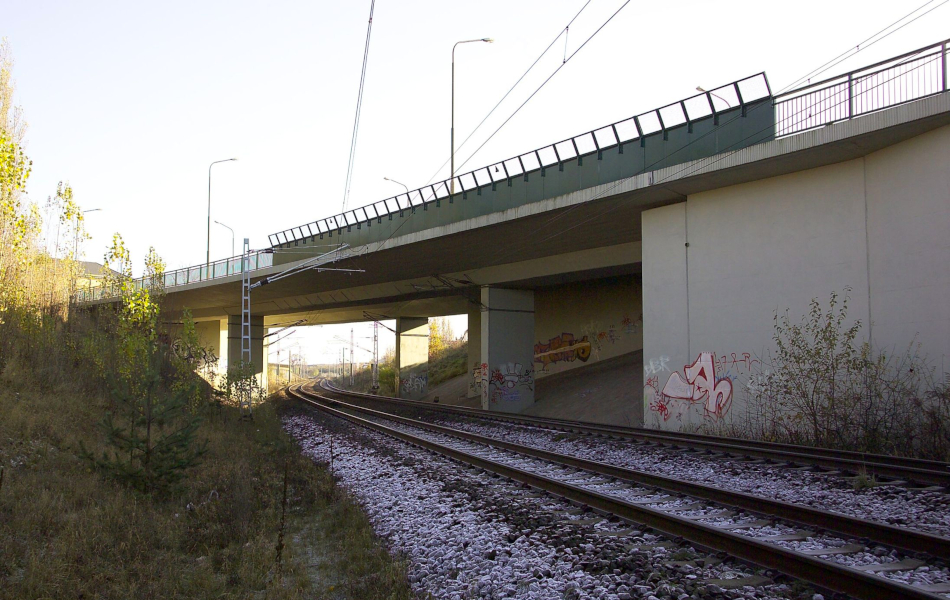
[
  {"left": 642, "top": 124, "right": 950, "bottom": 430},
  {"left": 533, "top": 275, "right": 643, "bottom": 380}
]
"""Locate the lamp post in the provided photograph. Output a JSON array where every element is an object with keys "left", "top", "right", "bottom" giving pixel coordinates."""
[
  {"left": 696, "top": 86, "right": 731, "bottom": 109},
  {"left": 214, "top": 219, "right": 235, "bottom": 257},
  {"left": 207, "top": 158, "right": 237, "bottom": 272},
  {"left": 451, "top": 38, "right": 493, "bottom": 195},
  {"left": 383, "top": 176, "right": 410, "bottom": 194}
]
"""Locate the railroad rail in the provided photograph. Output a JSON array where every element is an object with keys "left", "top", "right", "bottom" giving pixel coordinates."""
[
  {"left": 320, "top": 380, "right": 950, "bottom": 489},
  {"left": 288, "top": 382, "right": 950, "bottom": 600}
]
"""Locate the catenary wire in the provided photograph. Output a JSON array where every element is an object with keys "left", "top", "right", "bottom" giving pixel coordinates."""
[
  {"left": 361, "top": 0, "right": 632, "bottom": 258},
  {"left": 341, "top": 0, "right": 377, "bottom": 213},
  {"left": 778, "top": 0, "right": 947, "bottom": 93},
  {"left": 277, "top": 0, "right": 946, "bottom": 324},
  {"left": 423, "top": 0, "right": 593, "bottom": 186},
  {"left": 451, "top": 0, "right": 632, "bottom": 176}
]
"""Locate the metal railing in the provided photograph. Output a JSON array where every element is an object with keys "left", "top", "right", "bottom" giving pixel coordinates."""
[
  {"left": 775, "top": 38, "right": 948, "bottom": 136},
  {"left": 74, "top": 249, "right": 274, "bottom": 303},
  {"left": 267, "top": 73, "right": 772, "bottom": 247}
]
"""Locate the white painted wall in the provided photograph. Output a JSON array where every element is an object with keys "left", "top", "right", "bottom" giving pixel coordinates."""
[{"left": 643, "top": 124, "right": 950, "bottom": 430}]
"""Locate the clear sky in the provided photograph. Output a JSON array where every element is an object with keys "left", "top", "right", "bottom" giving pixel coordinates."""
[{"left": 4, "top": 0, "right": 948, "bottom": 364}]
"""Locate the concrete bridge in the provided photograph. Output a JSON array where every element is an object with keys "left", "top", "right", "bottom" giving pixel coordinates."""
[{"left": 81, "top": 39, "right": 950, "bottom": 428}]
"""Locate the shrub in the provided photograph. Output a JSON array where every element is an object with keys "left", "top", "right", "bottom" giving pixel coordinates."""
[{"left": 743, "top": 289, "right": 949, "bottom": 459}]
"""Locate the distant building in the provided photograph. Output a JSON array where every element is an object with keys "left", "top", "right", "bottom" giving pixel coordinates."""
[{"left": 75, "top": 261, "right": 123, "bottom": 291}]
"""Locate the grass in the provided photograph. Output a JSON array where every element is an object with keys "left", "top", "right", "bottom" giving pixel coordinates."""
[
  {"left": 335, "top": 340, "right": 470, "bottom": 396},
  {"left": 427, "top": 342, "right": 468, "bottom": 389},
  {"left": 0, "top": 376, "right": 412, "bottom": 599}
]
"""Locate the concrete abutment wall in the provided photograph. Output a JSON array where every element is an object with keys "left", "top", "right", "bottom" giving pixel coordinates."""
[
  {"left": 642, "top": 123, "right": 950, "bottom": 430},
  {"left": 396, "top": 317, "right": 429, "bottom": 400}
]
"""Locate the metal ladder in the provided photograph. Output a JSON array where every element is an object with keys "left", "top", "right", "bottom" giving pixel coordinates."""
[{"left": 240, "top": 237, "right": 253, "bottom": 416}]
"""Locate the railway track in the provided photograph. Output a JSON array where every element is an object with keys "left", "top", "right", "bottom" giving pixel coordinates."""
[
  {"left": 289, "top": 382, "right": 950, "bottom": 600},
  {"left": 320, "top": 380, "right": 950, "bottom": 490}
]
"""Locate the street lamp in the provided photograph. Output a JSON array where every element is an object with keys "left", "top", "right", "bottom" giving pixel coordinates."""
[
  {"left": 451, "top": 37, "right": 493, "bottom": 195},
  {"left": 214, "top": 220, "right": 235, "bottom": 257},
  {"left": 697, "top": 86, "right": 731, "bottom": 109},
  {"left": 207, "top": 157, "right": 237, "bottom": 271},
  {"left": 383, "top": 176, "right": 410, "bottom": 194}
]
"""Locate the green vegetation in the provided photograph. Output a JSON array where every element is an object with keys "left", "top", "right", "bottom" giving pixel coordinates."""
[
  {"left": 337, "top": 316, "right": 470, "bottom": 395},
  {"left": 0, "top": 379, "right": 412, "bottom": 599},
  {"left": 742, "top": 288, "right": 950, "bottom": 460},
  {"left": 0, "top": 40, "right": 410, "bottom": 599},
  {"left": 428, "top": 340, "right": 468, "bottom": 389}
]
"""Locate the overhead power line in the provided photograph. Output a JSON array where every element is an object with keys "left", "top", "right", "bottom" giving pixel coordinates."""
[
  {"left": 365, "top": 0, "right": 629, "bottom": 257},
  {"left": 779, "top": 0, "right": 948, "bottom": 93},
  {"left": 451, "top": 0, "right": 631, "bottom": 176},
  {"left": 424, "top": 0, "right": 593, "bottom": 186},
  {"left": 341, "top": 0, "right": 377, "bottom": 213}
]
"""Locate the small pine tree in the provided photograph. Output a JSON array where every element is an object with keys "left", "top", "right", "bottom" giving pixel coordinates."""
[
  {"left": 82, "top": 345, "right": 206, "bottom": 495},
  {"left": 80, "top": 238, "right": 205, "bottom": 494}
]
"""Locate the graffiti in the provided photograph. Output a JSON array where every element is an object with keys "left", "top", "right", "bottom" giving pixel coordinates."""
[
  {"left": 533, "top": 333, "right": 592, "bottom": 371},
  {"left": 622, "top": 314, "right": 642, "bottom": 335},
  {"left": 712, "top": 352, "right": 761, "bottom": 375},
  {"left": 644, "top": 356, "right": 671, "bottom": 376},
  {"left": 469, "top": 362, "right": 483, "bottom": 395},
  {"left": 594, "top": 326, "right": 620, "bottom": 345},
  {"left": 487, "top": 362, "right": 534, "bottom": 405},
  {"left": 646, "top": 352, "right": 733, "bottom": 422},
  {"left": 400, "top": 372, "right": 428, "bottom": 395}
]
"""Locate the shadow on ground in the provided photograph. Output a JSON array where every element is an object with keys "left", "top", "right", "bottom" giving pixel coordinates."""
[{"left": 422, "top": 350, "right": 643, "bottom": 426}]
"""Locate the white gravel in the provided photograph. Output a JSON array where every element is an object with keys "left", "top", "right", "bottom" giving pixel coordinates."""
[
  {"left": 324, "top": 401, "right": 950, "bottom": 596},
  {"left": 399, "top": 413, "right": 950, "bottom": 538},
  {"left": 283, "top": 407, "right": 801, "bottom": 600}
]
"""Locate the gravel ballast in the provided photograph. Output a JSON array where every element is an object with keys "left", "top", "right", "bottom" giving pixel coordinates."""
[{"left": 283, "top": 407, "right": 806, "bottom": 600}]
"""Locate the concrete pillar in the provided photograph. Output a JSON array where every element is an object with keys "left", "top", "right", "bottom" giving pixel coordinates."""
[
  {"left": 480, "top": 287, "right": 535, "bottom": 413},
  {"left": 467, "top": 302, "right": 482, "bottom": 398},
  {"left": 227, "top": 314, "right": 265, "bottom": 377},
  {"left": 395, "top": 317, "right": 429, "bottom": 399},
  {"left": 195, "top": 319, "right": 227, "bottom": 387}
]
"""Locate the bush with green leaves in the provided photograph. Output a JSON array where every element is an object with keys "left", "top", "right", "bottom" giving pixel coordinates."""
[{"left": 744, "top": 288, "right": 949, "bottom": 459}]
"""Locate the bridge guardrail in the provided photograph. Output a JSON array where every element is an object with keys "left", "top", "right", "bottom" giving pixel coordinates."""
[
  {"left": 775, "top": 38, "right": 948, "bottom": 136},
  {"left": 266, "top": 73, "right": 772, "bottom": 247},
  {"left": 74, "top": 249, "right": 274, "bottom": 303}
]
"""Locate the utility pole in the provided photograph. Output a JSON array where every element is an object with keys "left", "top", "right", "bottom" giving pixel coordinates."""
[{"left": 350, "top": 327, "right": 355, "bottom": 385}]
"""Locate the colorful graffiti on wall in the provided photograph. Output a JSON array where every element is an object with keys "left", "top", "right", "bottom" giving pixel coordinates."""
[
  {"left": 400, "top": 372, "right": 428, "bottom": 396},
  {"left": 534, "top": 333, "right": 592, "bottom": 371},
  {"left": 534, "top": 314, "right": 642, "bottom": 373},
  {"left": 645, "top": 352, "right": 734, "bottom": 422},
  {"left": 469, "top": 362, "right": 483, "bottom": 395},
  {"left": 481, "top": 362, "right": 534, "bottom": 405}
]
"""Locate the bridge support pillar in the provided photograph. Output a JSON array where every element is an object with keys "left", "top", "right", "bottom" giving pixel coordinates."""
[
  {"left": 195, "top": 319, "right": 228, "bottom": 387},
  {"left": 227, "top": 315, "right": 266, "bottom": 390},
  {"left": 480, "top": 287, "right": 535, "bottom": 412},
  {"left": 395, "top": 317, "right": 429, "bottom": 400},
  {"left": 467, "top": 302, "right": 482, "bottom": 398}
]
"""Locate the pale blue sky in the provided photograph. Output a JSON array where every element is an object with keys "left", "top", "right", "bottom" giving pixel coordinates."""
[{"left": 5, "top": 0, "right": 947, "bottom": 363}]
